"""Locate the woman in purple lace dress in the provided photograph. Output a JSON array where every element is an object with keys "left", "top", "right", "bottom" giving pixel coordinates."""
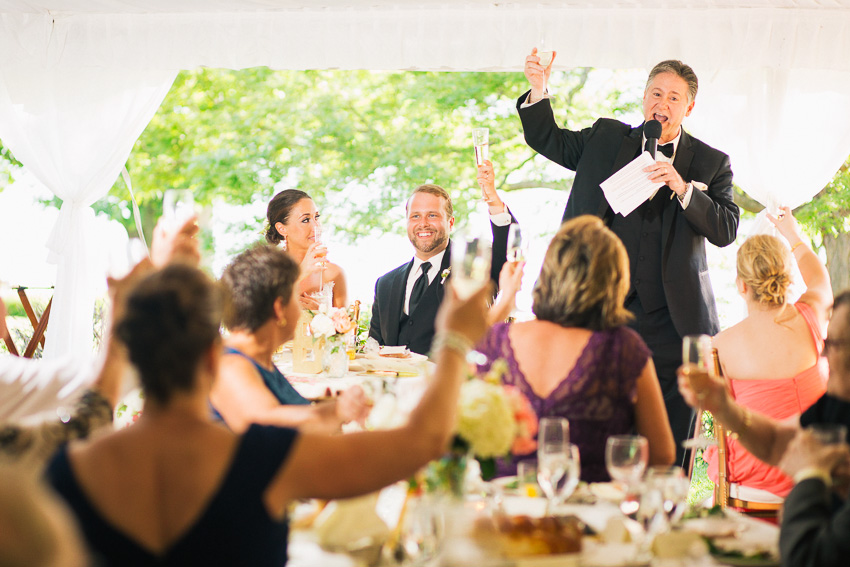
[{"left": 477, "top": 216, "right": 675, "bottom": 482}]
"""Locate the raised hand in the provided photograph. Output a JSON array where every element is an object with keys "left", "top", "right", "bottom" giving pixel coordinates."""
[
  {"left": 476, "top": 159, "right": 505, "bottom": 213},
  {"left": 766, "top": 205, "right": 805, "bottom": 247},
  {"left": 524, "top": 48, "right": 556, "bottom": 104}
]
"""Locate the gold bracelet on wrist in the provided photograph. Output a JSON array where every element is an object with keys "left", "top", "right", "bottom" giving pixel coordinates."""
[
  {"left": 791, "top": 241, "right": 805, "bottom": 254},
  {"left": 431, "top": 331, "right": 473, "bottom": 359}
]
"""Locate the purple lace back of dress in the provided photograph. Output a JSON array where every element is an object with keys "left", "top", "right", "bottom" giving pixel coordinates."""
[{"left": 477, "top": 322, "right": 651, "bottom": 482}]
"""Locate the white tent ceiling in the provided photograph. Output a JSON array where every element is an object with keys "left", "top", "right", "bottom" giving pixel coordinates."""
[
  {"left": 2, "top": 1, "right": 850, "bottom": 72},
  {"left": 2, "top": 0, "right": 850, "bottom": 357}
]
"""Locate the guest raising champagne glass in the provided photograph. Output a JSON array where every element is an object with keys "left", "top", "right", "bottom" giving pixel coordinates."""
[{"left": 265, "top": 189, "right": 347, "bottom": 309}]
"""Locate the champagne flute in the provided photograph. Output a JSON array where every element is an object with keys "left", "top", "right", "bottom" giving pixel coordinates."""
[
  {"left": 537, "top": 36, "right": 554, "bottom": 68},
  {"left": 681, "top": 334, "right": 717, "bottom": 449},
  {"left": 450, "top": 228, "right": 492, "bottom": 300},
  {"left": 472, "top": 128, "right": 489, "bottom": 168},
  {"left": 536, "top": 417, "right": 570, "bottom": 515},
  {"left": 506, "top": 224, "right": 527, "bottom": 263},
  {"left": 605, "top": 435, "right": 649, "bottom": 517}
]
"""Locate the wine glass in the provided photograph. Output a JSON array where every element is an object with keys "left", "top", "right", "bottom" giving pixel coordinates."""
[
  {"left": 162, "top": 189, "right": 195, "bottom": 229},
  {"left": 450, "top": 229, "right": 492, "bottom": 300},
  {"left": 536, "top": 417, "right": 570, "bottom": 514},
  {"left": 645, "top": 465, "right": 690, "bottom": 525},
  {"left": 681, "top": 334, "right": 717, "bottom": 449},
  {"left": 472, "top": 127, "right": 489, "bottom": 167},
  {"left": 506, "top": 224, "right": 527, "bottom": 263},
  {"left": 605, "top": 435, "right": 649, "bottom": 517}
]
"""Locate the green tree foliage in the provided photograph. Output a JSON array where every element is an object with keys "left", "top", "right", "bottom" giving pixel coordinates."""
[{"left": 91, "top": 67, "right": 639, "bottom": 241}]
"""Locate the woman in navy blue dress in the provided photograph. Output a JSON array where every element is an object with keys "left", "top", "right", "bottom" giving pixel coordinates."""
[{"left": 46, "top": 259, "right": 489, "bottom": 567}]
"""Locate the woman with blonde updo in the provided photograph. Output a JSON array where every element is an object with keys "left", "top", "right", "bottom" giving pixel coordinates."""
[
  {"left": 705, "top": 206, "right": 832, "bottom": 499},
  {"left": 476, "top": 215, "right": 675, "bottom": 481}
]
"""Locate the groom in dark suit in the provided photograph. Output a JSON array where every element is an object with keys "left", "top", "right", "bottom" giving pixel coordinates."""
[
  {"left": 518, "top": 54, "right": 739, "bottom": 465},
  {"left": 370, "top": 182, "right": 513, "bottom": 355}
]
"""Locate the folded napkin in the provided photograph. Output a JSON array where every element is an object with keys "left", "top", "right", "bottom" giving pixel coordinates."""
[{"left": 314, "top": 492, "right": 391, "bottom": 550}]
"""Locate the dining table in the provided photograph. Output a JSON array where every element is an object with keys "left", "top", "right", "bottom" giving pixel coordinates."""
[{"left": 272, "top": 349, "right": 780, "bottom": 567}]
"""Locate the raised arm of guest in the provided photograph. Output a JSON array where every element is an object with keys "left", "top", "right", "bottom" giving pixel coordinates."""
[
  {"left": 487, "top": 260, "right": 524, "bottom": 325},
  {"left": 212, "top": 245, "right": 369, "bottom": 435},
  {"left": 678, "top": 364, "right": 799, "bottom": 467},
  {"left": 268, "top": 283, "right": 491, "bottom": 503},
  {"left": 768, "top": 205, "right": 833, "bottom": 326},
  {"left": 477, "top": 160, "right": 518, "bottom": 287}
]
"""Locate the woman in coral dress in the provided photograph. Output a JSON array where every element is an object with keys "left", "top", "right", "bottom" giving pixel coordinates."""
[{"left": 705, "top": 207, "right": 832, "bottom": 498}]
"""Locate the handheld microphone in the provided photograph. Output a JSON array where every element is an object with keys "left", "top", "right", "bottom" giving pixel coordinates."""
[{"left": 644, "top": 119, "right": 662, "bottom": 159}]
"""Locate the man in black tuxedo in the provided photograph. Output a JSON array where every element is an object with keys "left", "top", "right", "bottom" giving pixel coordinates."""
[
  {"left": 369, "top": 180, "right": 514, "bottom": 355},
  {"left": 518, "top": 54, "right": 740, "bottom": 465}
]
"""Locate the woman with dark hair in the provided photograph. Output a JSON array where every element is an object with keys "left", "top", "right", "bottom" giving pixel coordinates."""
[
  {"left": 46, "top": 260, "right": 490, "bottom": 567},
  {"left": 476, "top": 215, "right": 675, "bottom": 481},
  {"left": 211, "top": 245, "right": 368, "bottom": 434},
  {"left": 265, "top": 189, "right": 347, "bottom": 309}
]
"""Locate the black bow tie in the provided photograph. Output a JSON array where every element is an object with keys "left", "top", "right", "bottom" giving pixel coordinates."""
[{"left": 657, "top": 143, "right": 675, "bottom": 158}]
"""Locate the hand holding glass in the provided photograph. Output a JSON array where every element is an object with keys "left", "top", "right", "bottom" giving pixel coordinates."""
[{"left": 681, "top": 334, "right": 717, "bottom": 449}]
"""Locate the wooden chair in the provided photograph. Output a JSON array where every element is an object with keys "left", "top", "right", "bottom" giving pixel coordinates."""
[
  {"left": 3, "top": 287, "right": 52, "bottom": 358},
  {"left": 712, "top": 348, "right": 783, "bottom": 519}
]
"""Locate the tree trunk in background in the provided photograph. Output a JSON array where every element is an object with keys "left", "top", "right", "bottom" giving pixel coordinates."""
[{"left": 823, "top": 231, "right": 850, "bottom": 296}]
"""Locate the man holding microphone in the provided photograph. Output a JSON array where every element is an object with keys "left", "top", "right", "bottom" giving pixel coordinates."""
[{"left": 517, "top": 49, "right": 739, "bottom": 465}]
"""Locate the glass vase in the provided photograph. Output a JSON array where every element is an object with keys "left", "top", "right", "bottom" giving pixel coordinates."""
[
  {"left": 322, "top": 336, "right": 348, "bottom": 378},
  {"left": 425, "top": 451, "right": 468, "bottom": 499}
]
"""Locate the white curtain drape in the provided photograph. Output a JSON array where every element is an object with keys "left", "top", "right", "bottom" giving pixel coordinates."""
[
  {"left": 0, "top": 61, "right": 176, "bottom": 357},
  {"left": 690, "top": 68, "right": 850, "bottom": 236}
]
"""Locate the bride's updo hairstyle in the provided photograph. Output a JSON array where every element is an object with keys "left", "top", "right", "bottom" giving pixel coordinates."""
[
  {"left": 115, "top": 265, "right": 222, "bottom": 404},
  {"left": 220, "top": 245, "right": 300, "bottom": 333},
  {"left": 265, "top": 189, "right": 311, "bottom": 245},
  {"left": 532, "top": 215, "right": 632, "bottom": 331},
  {"left": 736, "top": 234, "right": 792, "bottom": 307}
]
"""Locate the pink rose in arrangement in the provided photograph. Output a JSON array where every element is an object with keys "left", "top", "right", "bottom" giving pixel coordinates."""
[
  {"left": 329, "top": 308, "right": 354, "bottom": 334},
  {"left": 502, "top": 384, "right": 538, "bottom": 456}
]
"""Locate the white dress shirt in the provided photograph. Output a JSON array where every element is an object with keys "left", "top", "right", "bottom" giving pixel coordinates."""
[{"left": 404, "top": 249, "right": 445, "bottom": 315}]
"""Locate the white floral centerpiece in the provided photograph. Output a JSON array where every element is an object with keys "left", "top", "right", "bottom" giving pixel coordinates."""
[
  {"left": 309, "top": 305, "right": 355, "bottom": 378},
  {"left": 419, "top": 359, "right": 538, "bottom": 496}
]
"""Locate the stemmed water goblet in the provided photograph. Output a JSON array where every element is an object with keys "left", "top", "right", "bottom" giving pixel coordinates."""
[
  {"left": 681, "top": 334, "right": 717, "bottom": 449},
  {"left": 605, "top": 434, "right": 649, "bottom": 517},
  {"left": 536, "top": 417, "right": 570, "bottom": 514}
]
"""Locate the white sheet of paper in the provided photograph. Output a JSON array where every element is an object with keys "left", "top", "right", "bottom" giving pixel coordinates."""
[{"left": 600, "top": 151, "right": 664, "bottom": 216}]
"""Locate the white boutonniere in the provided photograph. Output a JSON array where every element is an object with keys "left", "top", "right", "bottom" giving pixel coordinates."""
[{"left": 440, "top": 267, "right": 451, "bottom": 284}]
